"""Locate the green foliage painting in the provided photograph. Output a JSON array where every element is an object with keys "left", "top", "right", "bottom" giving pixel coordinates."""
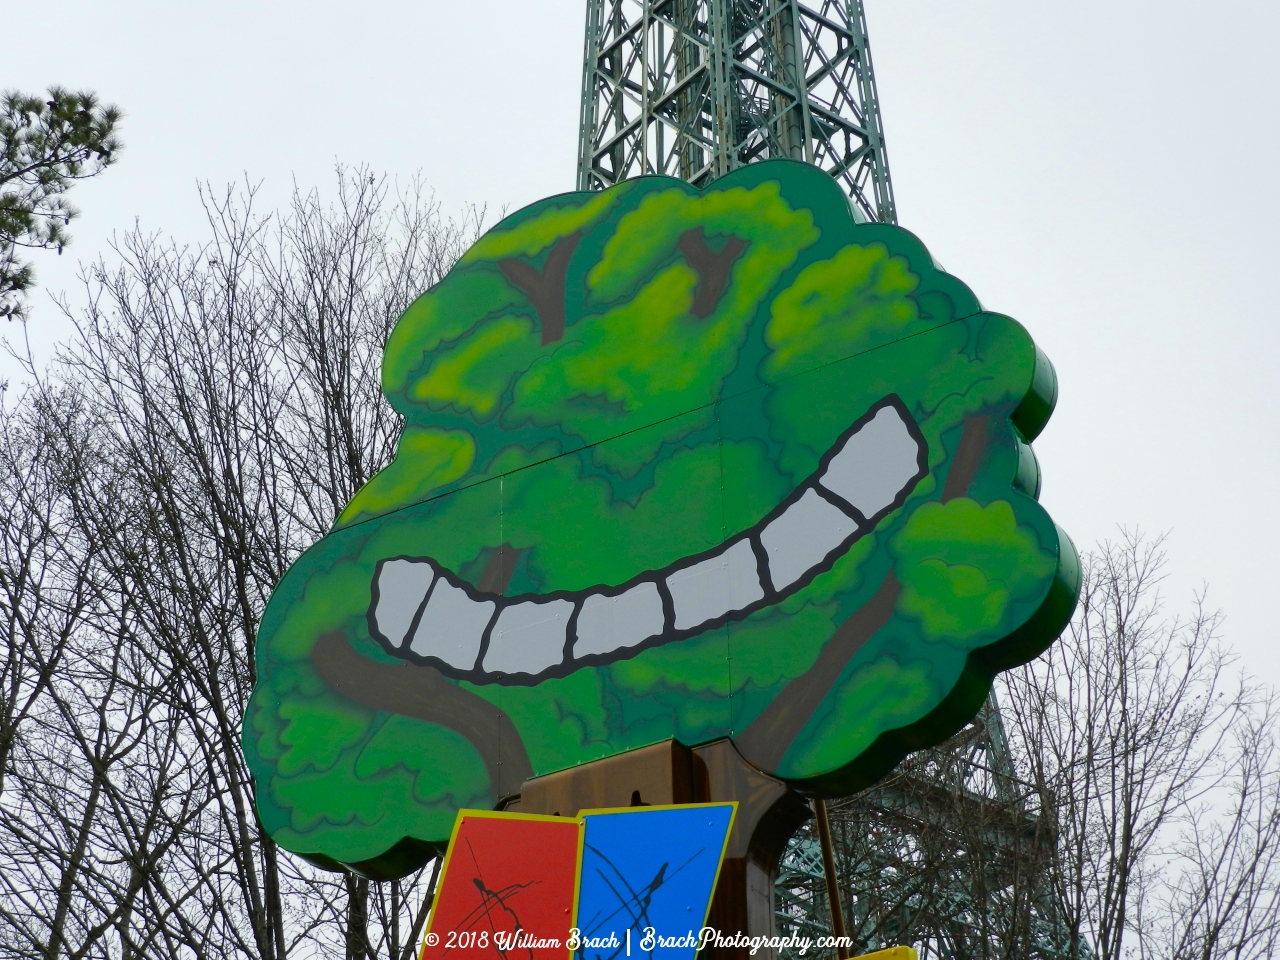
[{"left": 243, "top": 161, "right": 1079, "bottom": 879}]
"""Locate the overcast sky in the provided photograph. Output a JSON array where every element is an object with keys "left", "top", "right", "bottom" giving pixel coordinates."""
[{"left": 7, "top": 0, "right": 1279, "bottom": 684}]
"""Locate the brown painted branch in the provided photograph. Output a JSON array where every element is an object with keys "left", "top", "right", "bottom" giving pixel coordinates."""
[
  {"left": 477, "top": 543, "right": 522, "bottom": 594},
  {"left": 736, "top": 413, "right": 991, "bottom": 771},
  {"left": 942, "top": 414, "right": 989, "bottom": 503},
  {"left": 677, "top": 228, "right": 748, "bottom": 318},
  {"left": 736, "top": 574, "right": 900, "bottom": 770},
  {"left": 498, "top": 232, "right": 582, "bottom": 344},
  {"left": 314, "top": 544, "right": 533, "bottom": 809},
  {"left": 312, "top": 632, "right": 534, "bottom": 799}
]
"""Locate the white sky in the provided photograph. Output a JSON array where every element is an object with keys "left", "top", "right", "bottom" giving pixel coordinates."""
[{"left": 6, "top": 0, "right": 1279, "bottom": 685}]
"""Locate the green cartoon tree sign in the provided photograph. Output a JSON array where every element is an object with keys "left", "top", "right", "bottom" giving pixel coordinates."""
[{"left": 242, "top": 160, "right": 1079, "bottom": 878}]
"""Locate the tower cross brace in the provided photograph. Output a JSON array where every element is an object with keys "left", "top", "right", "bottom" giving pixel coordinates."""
[{"left": 576, "top": 0, "right": 896, "bottom": 223}]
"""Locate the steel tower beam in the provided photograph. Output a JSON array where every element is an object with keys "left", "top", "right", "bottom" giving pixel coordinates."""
[
  {"left": 576, "top": 0, "right": 897, "bottom": 223},
  {"left": 774, "top": 694, "right": 1093, "bottom": 959}
]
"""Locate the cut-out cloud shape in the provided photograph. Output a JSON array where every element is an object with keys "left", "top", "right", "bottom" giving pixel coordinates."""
[{"left": 242, "top": 161, "right": 1079, "bottom": 879}]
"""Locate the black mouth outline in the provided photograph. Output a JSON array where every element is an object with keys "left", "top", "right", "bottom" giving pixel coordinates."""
[{"left": 367, "top": 394, "right": 928, "bottom": 686}]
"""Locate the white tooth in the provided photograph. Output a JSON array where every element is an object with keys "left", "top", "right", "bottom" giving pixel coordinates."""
[
  {"left": 408, "top": 580, "right": 494, "bottom": 669},
  {"left": 761, "top": 489, "right": 859, "bottom": 590},
  {"left": 373, "top": 559, "right": 436, "bottom": 646},
  {"left": 666, "top": 539, "right": 763, "bottom": 631},
  {"left": 482, "top": 598, "right": 576, "bottom": 676},
  {"left": 574, "top": 582, "right": 666, "bottom": 658},
  {"left": 820, "top": 405, "right": 921, "bottom": 518}
]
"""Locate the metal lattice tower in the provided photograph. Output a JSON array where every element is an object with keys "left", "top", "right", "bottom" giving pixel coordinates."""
[
  {"left": 576, "top": 0, "right": 896, "bottom": 223},
  {"left": 774, "top": 694, "right": 1091, "bottom": 959}
]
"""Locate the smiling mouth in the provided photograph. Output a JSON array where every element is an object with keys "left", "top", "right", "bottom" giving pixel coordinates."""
[{"left": 367, "top": 395, "right": 928, "bottom": 686}]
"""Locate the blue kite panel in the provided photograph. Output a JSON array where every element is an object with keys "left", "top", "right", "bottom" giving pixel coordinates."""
[{"left": 574, "top": 804, "right": 735, "bottom": 960}]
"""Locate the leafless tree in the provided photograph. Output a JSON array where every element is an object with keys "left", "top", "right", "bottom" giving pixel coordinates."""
[
  {"left": 1003, "top": 532, "right": 1280, "bottom": 960},
  {"left": 0, "top": 167, "right": 474, "bottom": 959},
  {"left": 779, "top": 533, "right": 1280, "bottom": 960}
]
